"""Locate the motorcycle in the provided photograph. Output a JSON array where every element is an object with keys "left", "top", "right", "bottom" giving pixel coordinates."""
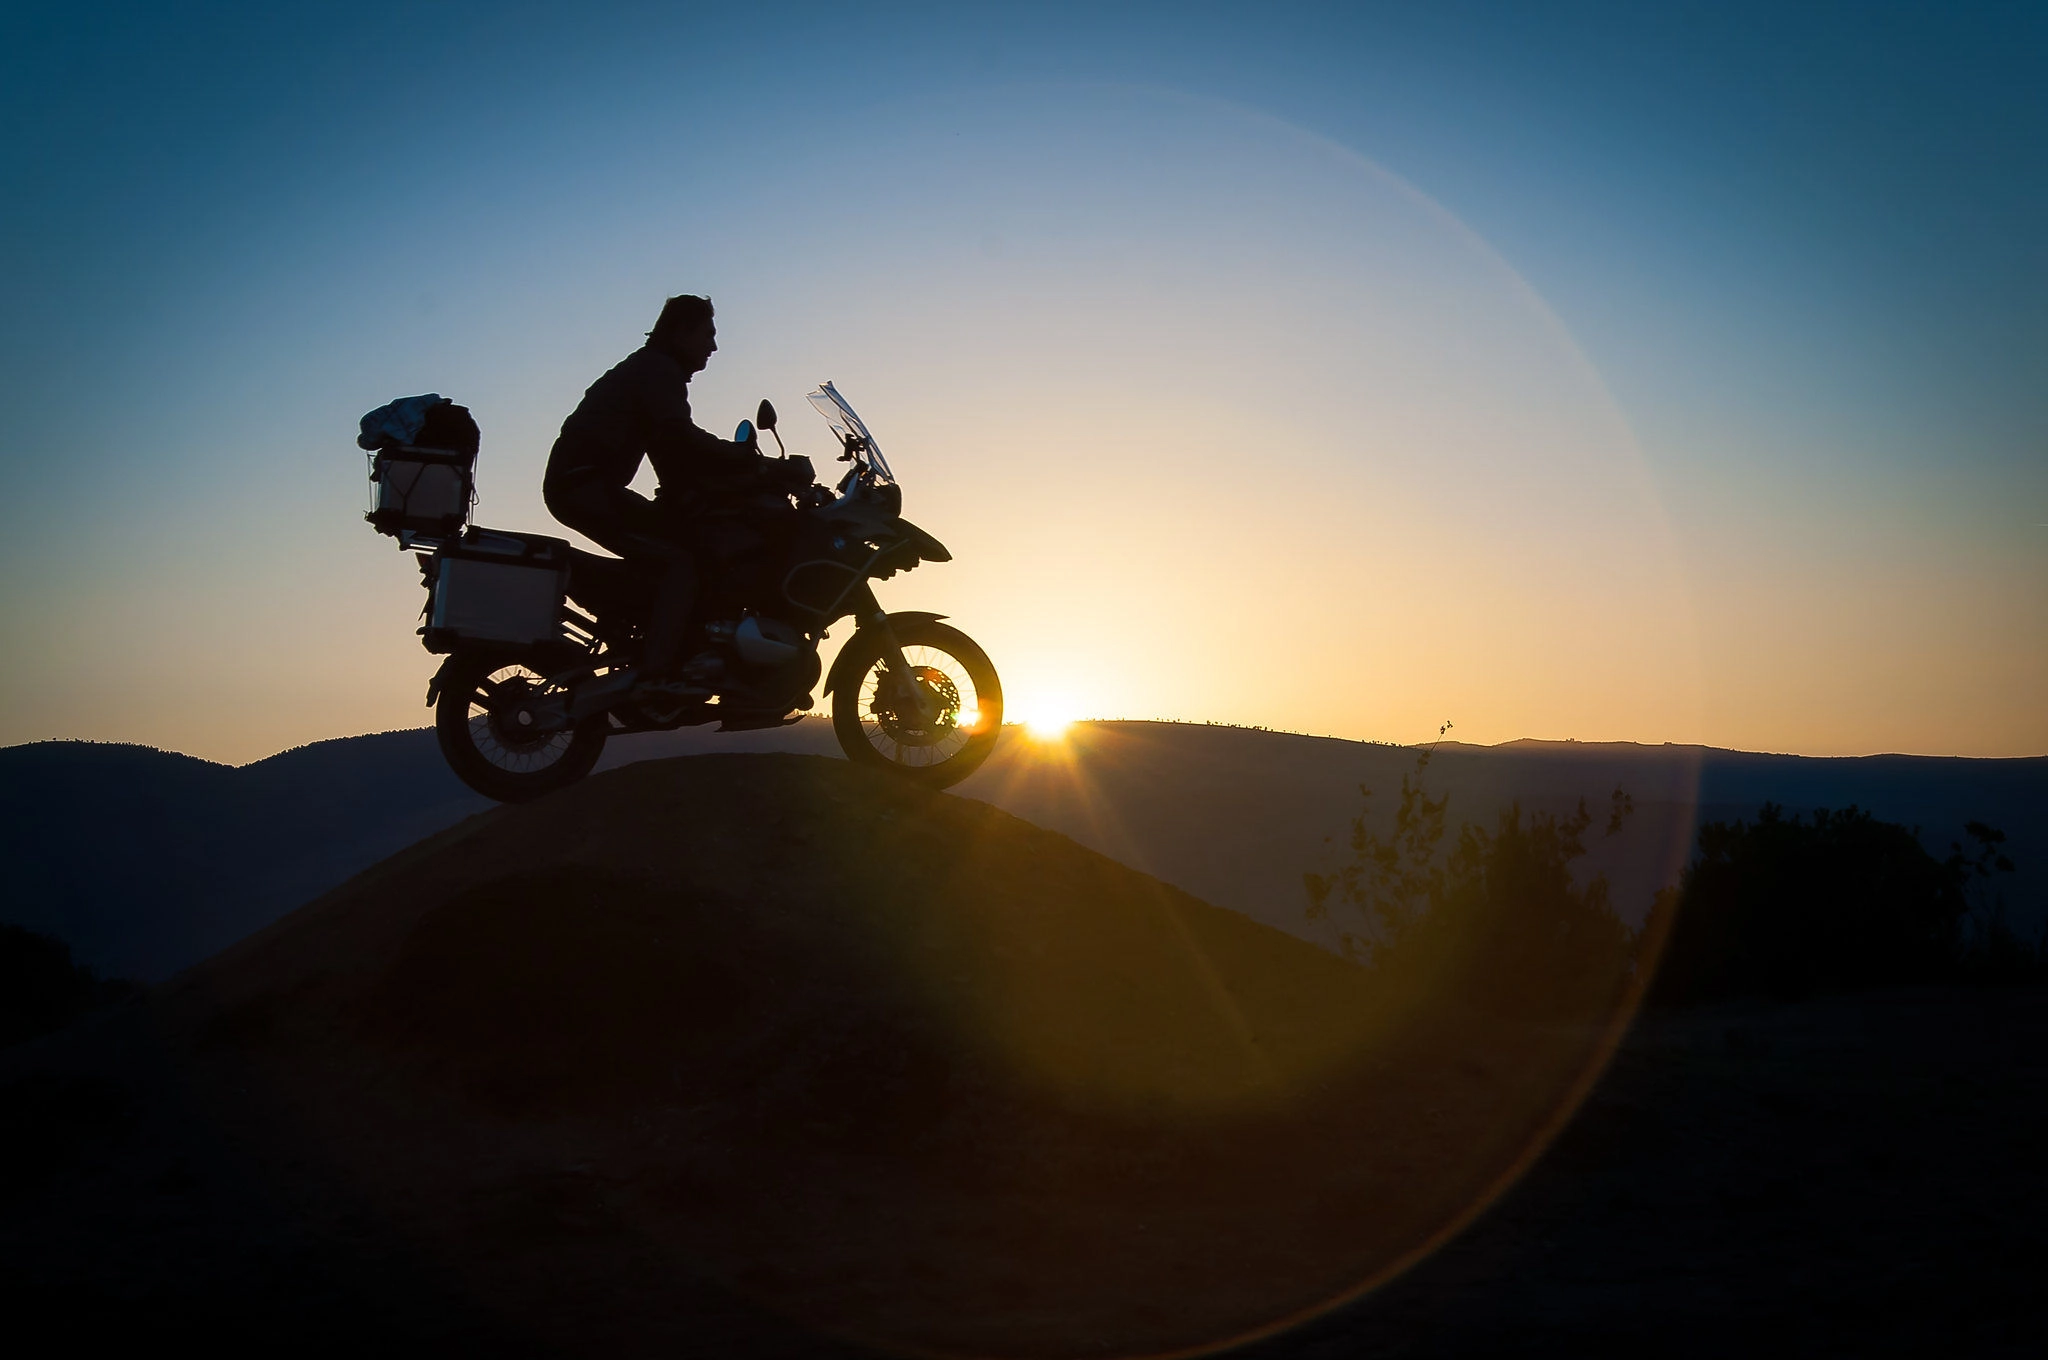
[{"left": 362, "top": 382, "right": 1002, "bottom": 803}]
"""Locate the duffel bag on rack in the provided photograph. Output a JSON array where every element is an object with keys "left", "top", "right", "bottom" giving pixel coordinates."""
[{"left": 360, "top": 394, "right": 480, "bottom": 541}]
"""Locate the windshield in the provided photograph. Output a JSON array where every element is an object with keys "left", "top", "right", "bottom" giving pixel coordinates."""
[{"left": 806, "top": 382, "right": 895, "bottom": 483}]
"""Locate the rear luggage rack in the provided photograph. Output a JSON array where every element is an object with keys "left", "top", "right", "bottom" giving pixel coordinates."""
[
  {"left": 367, "top": 443, "right": 476, "bottom": 546},
  {"left": 359, "top": 395, "right": 481, "bottom": 548}
]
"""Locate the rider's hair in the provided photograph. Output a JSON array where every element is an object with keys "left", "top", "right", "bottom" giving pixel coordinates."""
[{"left": 649, "top": 294, "right": 714, "bottom": 345}]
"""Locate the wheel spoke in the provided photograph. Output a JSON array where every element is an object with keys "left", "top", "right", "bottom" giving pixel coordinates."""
[
  {"left": 458, "top": 664, "right": 577, "bottom": 772},
  {"left": 855, "top": 642, "right": 985, "bottom": 770}
]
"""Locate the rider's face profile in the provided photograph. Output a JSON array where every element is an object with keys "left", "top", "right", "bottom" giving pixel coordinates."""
[{"left": 675, "top": 320, "right": 717, "bottom": 375}]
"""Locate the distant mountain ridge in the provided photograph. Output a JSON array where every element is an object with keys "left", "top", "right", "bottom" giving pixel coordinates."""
[
  {"left": 4, "top": 722, "right": 2042, "bottom": 981},
  {"left": 1, "top": 733, "right": 483, "bottom": 981}
]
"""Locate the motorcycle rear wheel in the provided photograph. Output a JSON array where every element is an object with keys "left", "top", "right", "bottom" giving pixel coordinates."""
[
  {"left": 831, "top": 620, "right": 1002, "bottom": 788},
  {"left": 435, "top": 652, "right": 608, "bottom": 803}
]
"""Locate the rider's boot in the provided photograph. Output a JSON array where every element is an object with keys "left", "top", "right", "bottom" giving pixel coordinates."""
[
  {"left": 679, "top": 650, "right": 725, "bottom": 685},
  {"left": 634, "top": 551, "right": 728, "bottom": 698},
  {"left": 641, "top": 553, "right": 699, "bottom": 678}
]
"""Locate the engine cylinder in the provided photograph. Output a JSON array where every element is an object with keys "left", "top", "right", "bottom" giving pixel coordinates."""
[{"left": 735, "top": 615, "right": 805, "bottom": 666}]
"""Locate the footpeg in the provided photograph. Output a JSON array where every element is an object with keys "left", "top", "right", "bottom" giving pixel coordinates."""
[
  {"left": 716, "top": 712, "right": 808, "bottom": 733},
  {"left": 681, "top": 650, "right": 726, "bottom": 684},
  {"left": 635, "top": 677, "right": 712, "bottom": 701}
]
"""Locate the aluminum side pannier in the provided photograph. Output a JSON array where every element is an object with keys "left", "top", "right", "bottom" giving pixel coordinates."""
[{"left": 421, "top": 529, "right": 571, "bottom": 653}]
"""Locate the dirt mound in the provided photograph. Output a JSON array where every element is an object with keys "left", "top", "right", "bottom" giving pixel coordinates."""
[{"left": 82, "top": 756, "right": 1618, "bottom": 1358}]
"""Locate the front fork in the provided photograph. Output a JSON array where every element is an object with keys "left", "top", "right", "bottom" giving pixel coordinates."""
[
  {"left": 869, "top": 624, "right": 936, "bottom": 724},
  {"left": 842, "top": 586, "right": 937, "bottom": 724}
]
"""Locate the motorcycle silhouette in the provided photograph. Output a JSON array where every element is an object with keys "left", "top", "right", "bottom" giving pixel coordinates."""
[{"left": 363, "top": 383, "right": 1001, "bottom": 802}]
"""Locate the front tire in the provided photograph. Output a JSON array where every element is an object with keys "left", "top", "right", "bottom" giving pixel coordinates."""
[
  {"left": 831, "top": 620, "right": 1002, "bottom": 788},
  {"left": 435, "top": 652, "right": 608, "bottom": 803}
]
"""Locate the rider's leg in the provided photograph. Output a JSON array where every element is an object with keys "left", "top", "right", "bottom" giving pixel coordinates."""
[
  {"left": 546, "top": 478, "right": 702, "bottom": 675},
  {"left": 640, "top": 550, "right": 698, "bottom": 675},
  {"left": 545, "top": 476, "right": 648, "bottom": 558}
]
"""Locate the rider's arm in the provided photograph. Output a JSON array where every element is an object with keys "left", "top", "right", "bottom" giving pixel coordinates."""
[{"left": 636, "top": 350, "right": 765, "bottom": 487}]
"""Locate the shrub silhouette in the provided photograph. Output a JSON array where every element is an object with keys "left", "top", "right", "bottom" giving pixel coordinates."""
[
  {"left": 1306, "top": 735, "right": 1638, "bottom": 1021},
  {"left": 0, "top": 924, "right": 135, "bottom": 1048},
  {"left": 1306, "top": 743, "right": 2037, "bottom": 1015},
  {"left": 1416, "top": 798, "right": 1638, "bottom": 1020},
  {"left": 1643, "top": 806, "right": 2031, "bottom": 1004}
]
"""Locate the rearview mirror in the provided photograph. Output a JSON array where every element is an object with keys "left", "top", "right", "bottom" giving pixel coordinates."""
[
  {"left": 756, "top": 398, "right": 778, "bottom": 431},
  {"left": 734, "top": 419, "right": 755, "bottom": 445}
]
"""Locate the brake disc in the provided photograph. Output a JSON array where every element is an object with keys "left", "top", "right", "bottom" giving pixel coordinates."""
[{"left": 872, "top": 665, "right": 961, "bottom": 747}]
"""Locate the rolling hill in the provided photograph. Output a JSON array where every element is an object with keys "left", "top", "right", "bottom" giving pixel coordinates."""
[
  {"left": 0, "top": 754, "right": 1623, "bottom": 1357},
  {"left": 4, "top": 721, "right": 2042, "bottom": 981}
]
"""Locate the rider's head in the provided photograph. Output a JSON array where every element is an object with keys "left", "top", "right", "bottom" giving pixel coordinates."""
[{"left": 649, "top": 294, "right": 717, "bottom": 375}]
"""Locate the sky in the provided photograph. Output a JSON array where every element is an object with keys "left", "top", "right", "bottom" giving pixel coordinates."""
[{"left": 1, "top": 0, "right": 2042, "bottom": 763}]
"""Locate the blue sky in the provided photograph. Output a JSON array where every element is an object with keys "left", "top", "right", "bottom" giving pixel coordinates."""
[{"left": 2, "top": 1, "right": 2042, "bottom": 759}]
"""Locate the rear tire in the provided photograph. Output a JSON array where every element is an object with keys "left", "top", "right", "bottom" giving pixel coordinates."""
[
  {"left": 435, "top": 652, "right": 608, "bottom": 803},
  {"left": 831, "top": 620, "right": 1002, "bottom": 788}
]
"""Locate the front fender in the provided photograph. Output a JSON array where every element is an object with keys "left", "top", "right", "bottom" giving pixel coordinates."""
[
  {"left": 893, "top": 518, "right": 952, "bottom": 563},
  {"left": 821, "top": 611, "right": 949, "bottom": 696}
]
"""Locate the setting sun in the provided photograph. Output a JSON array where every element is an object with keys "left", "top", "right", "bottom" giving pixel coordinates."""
[{"left": 1013, "top": 695, "right": 1081, "bottom": 742}]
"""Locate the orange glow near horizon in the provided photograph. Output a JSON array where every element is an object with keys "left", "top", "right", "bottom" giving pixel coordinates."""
[
  {"left": 1010, "top": 690, "right": 1082, "bottom": 743},
  {"left": 0, "top": 87, "right": 2038, "bottom": 765}
]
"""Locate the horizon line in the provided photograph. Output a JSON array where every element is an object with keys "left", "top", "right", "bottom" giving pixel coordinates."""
[{"left": 7, "top": 718, "right": 2045, "bottom": 770}]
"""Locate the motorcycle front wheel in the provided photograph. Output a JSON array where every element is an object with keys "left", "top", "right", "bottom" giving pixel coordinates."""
[
  {"left": 434, "top": 652, "right": 608, "bottom": 803},
  {"left": 831, "top": 619, "right": 1002, "bottom": 788}
]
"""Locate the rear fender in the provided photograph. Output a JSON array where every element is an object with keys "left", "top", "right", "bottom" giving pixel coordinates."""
[
  {"left": 425, "top": 654, "right": 463, "bottom": 707},
  {"left": 425, "top": 645, "right": 578, "bottom": 707},
  {"left": 821, "top": 611, "right": 949, "bottom": 696}
]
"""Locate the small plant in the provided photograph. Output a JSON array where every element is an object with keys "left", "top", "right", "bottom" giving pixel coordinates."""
[
  {"left": 1306, "top": 723, "right": 1639, "bottom": 1020},
  {"left": 1303, "top": 722, "right": 1453, "bottom": 964},
  {"left": 1952, "top": 821, "right": 2040, "bottom": 981}
]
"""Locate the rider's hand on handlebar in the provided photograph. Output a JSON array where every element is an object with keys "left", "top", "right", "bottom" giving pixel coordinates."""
[{"left": 776, "top": 454, "right": 816, "bottom": 489}]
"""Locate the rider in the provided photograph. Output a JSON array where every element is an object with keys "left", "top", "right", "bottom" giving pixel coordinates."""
[{"left": 543, "top": 294, "right": 804, "bottom": 677}]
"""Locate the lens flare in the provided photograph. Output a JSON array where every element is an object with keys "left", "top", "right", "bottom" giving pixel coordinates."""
[
  {"left": 260, "top": 80, "right": 1704, "bottom": 1360},
  {"left": 695, "top": 84, "right": 1703, "bottom": 1359},
  {"left": 1016, "top": 698, "right": 1079, "bottom": 741}
]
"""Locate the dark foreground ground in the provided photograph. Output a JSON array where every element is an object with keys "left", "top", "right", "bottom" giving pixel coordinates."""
[
  {"left": 5, "top": 984, "right": 2041, "bottom": 1359},
  {"left": 1250, "top": 985, "right": 2048, "bottom": 1359}
]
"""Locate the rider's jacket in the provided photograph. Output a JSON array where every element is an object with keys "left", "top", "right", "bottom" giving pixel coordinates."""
[{"left": 543, "top": 344, "right": 766, "bottom": 516}]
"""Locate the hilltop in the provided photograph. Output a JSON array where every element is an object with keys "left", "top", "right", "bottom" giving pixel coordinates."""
[{"left": 1, "top": 753, "right": 1615, "bottom": 1357}]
